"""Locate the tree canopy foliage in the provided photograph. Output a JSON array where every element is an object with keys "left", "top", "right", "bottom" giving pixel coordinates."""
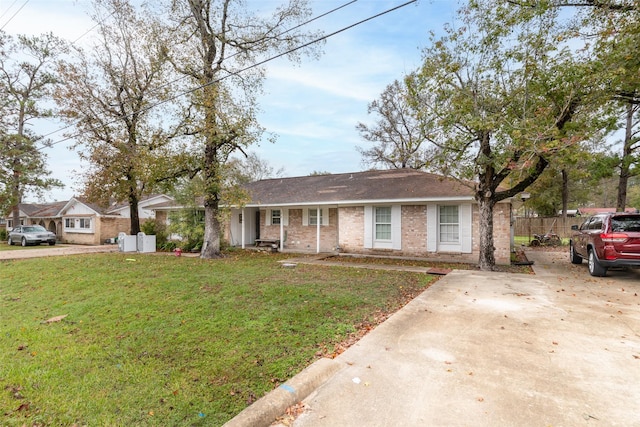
[
  {"left": 55, "top": 0, "right": 188, "bottom": 235},
  {"left": 356, "top": 78, "right": 431, "bottom": 170},
  {"left": 0, "top": 31, "right": 66, "bottom": 224},
  {"left": 158, "top": 0, "right": 321, "bottom": 258},
  {"left": 406, "top": 0, "right": 604, "bottom": 269}
]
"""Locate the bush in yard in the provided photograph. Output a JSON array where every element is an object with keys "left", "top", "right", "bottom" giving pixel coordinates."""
[
  {"left": 141, "top": 219, "right": 169, "bottom": 250},
  {"left": 168, "top": 209, "right": 204, "bottom": 252}
]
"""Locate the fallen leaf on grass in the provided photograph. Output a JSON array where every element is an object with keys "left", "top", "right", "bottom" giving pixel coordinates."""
[
  {"left": 43, "top": 314, "right": 68, "bottom": 324},
  {"left": 16, "top": 402, "right": 30, "bottom": 412}
]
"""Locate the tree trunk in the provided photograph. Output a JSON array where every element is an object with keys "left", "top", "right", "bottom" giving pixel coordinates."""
[
  {"left": 201, "top": 196, "right": 222, "bottom": 258},
  {"left": 11, "top": 163, "right": 21, "bottom": 228},
  {"left": 200, "top": 116, "right": 223, "bottom": 259},
  {"left": 617, "top": 101, "right": 634, "bottom": 212},
  {"left": 561, "top": 169, "right": 568, "bottom": 218},
  {"left": 477, "top": 195, "right": 496, "bottom": 271},
  {"left": 128, "top": 192, "right": 141, "bottom": 235}
]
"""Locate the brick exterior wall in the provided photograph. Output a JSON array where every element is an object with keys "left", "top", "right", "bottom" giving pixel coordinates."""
[
  {"left": 334, "top": 203, "right": 511, "bottom": 266},
  {"left": 402, "top": 205, "right": 428, "bottom": 253},
  {"left": 253, "top": 203, "right": 511, "bottom": 265},
  {"left": 260, "top": 208, "right": 339, "bottom": 252},
  {"left": 490, "top": 203, "right": 511, "bottom": 265},
  {"left": 337, "top": 206, "right": 364, "bottom": 251},
  {"left": 62, "top": 217, "right": 131, "bottom": 245},
  {"left": 101, "top": 217, "right": 132, "bottom": 241}
]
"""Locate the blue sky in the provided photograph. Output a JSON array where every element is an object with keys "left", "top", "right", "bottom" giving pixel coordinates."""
[{"left": 1, "top": 0, "right": 459, "bottom": 201}]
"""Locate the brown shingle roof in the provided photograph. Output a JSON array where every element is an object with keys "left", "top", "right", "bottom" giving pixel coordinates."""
[
  {"left": 18, "top": 201, "right": 68, "bottom": 218},
  {"left": 244, "top": 169, "right": 475, "bottom": 206}
]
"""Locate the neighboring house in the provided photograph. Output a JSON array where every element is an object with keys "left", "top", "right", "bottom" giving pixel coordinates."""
[
  {"left": 4, "top": 194, "right": 173, "bottom": 245},
  {"left": 152, "top": 169, "right": 513, "bottom": 265}
]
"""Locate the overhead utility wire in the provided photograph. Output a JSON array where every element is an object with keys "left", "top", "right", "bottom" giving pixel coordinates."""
[
  {"left": 37, "top": 0, "right": 359, "bottom": 144},
  {"left": 0, "top": 0, "right": 21, "bottom": 21},
  {"left": 20, "top": 0, "right": 134, "bottom": 144},
  {"left": 41, "top": 0, "right": 417, "bottom": 150},
  {"left": 0, "top": 0, "right": 29, "bottom": 31}
]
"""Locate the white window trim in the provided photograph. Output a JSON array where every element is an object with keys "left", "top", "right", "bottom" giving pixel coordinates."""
[
  {"left": 364, "top": 205, "right": 401, "bottom": 250},
  {"left": 427, "top": 203, "right": 472, "bottom": 253},
  {"left": 265, "top": 208, "right": 288, "bottom": 226},
  {"left": 303, "top": 207, "right": 329, "bottom": 226},
  {"left": 63, "top": 217, "right": 94, "bottom": 234}
]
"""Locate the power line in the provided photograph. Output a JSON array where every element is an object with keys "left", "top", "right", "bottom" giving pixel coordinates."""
[
  {"left": 37, "top": 0, "right": 360, "bottom": 144},
  {"left": 40, "top": 0, "right": 417, "bottom": 151},
  {"left": 0, "top": 0, "right": 21, "bottom": 22}
]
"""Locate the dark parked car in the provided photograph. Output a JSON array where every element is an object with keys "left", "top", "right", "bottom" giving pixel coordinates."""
[
  {"left": 570, "top": 212, "right": 640, "bottom": 276},
  {"left": 8, "top": 225, "right": 57, "bottom": 246}
]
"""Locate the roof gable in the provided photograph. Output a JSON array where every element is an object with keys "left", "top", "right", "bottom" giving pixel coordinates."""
[
  {"left": 107, "top": 194, "right": 174, "bottom": 214},
  {"left": 60, "top": 198, "right": 108, "bottom": 216}
]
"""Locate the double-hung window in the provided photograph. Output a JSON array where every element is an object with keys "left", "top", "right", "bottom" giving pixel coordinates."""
[
  {"left": 427, "top": 204, "right": 471, "bottom": 253},
  {"left": 79, "top": 218, "right": 91, "bottom": 229},
  {"left": 309, "top": 208, "right": 322, "bottom": 226},
  {"left": 65, "top": 218, "right": 75, "bottom": 229},
  {"left": 364, "top": 205, "right": 401, "bottom": 250},
  {"left": 375, "top": 207, "right": 392, "bottom": 241},
  {"left": 271, "top": 209, "right": 281, "bottom": 225},
  {"left": 439, "top": 206, "right": 459, "bottom": 243}
]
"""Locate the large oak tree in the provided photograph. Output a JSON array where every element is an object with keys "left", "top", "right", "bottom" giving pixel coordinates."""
[
  {"left": 161, "top": 0, "right": 320, "bottom": 258},
  {"left": 408, "top": 0, "right": 601, "bottom": 270}
]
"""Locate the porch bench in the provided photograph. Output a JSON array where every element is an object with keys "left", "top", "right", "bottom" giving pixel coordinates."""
[{"left": 254, "top": 239, "right": 280, "bottom": 250}]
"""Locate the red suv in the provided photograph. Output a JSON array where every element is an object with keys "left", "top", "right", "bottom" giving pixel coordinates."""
[{"left": 570, "top": 212, "right": 640, "bottom": 276}]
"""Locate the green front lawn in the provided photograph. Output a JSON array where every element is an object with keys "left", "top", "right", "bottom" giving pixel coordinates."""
[{"left": 0, "top": 250, "right": 434, "bottom": 426}]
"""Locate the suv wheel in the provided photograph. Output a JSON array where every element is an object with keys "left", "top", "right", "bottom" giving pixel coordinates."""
[
  {"left": 588, "top": 249, "right": 607, "bottom": 277},
  {"left": 7, "top": 237, "right": 12, "bottom": 246},
  {"left": 569, "top": 242, "right": 582, "bottom": 264},
  {"left": 21, "top": 237, "right": 27, "bottom": 247}
]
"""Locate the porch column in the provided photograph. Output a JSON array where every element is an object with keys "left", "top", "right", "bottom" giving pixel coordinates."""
[
  {"left": 316, "top": 205, "right": 321, "bottom": 253},
  {"left": 241, "top": 207, "right": 245, "bottom": 249},
  {"left": 280, "top": 211, "right": 284, "bottom": 251}
]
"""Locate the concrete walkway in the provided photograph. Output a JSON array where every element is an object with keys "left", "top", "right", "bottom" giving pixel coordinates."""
[{"left": 227, "top": 250, "right": 640, "bottom": 427}]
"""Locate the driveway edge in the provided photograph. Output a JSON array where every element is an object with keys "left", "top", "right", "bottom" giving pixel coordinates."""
[{"left": 223, "top": 357, "right": 344, "bottom": 427}]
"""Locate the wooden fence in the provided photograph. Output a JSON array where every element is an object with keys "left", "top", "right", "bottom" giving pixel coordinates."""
[{"left": 513, "top": 216, "right": 585, "bottom": 239}]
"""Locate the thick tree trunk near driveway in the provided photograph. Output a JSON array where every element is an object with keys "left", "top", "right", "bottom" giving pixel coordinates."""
[{"left": 477, "top": 196, "right": 497, "bottom": 271}]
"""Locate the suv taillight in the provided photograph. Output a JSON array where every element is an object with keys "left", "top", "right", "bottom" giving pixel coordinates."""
[{"left": 600, "top": 233, "right": 628, "bottom": 243}]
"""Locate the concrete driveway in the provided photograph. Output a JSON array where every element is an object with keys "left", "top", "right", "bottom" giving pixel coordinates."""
[
  {"left": 250, "top": 249, "right": 640, "bottom": 427},
  {"left": 0, "top": 244, "right": 118, "bottom": 260}
]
